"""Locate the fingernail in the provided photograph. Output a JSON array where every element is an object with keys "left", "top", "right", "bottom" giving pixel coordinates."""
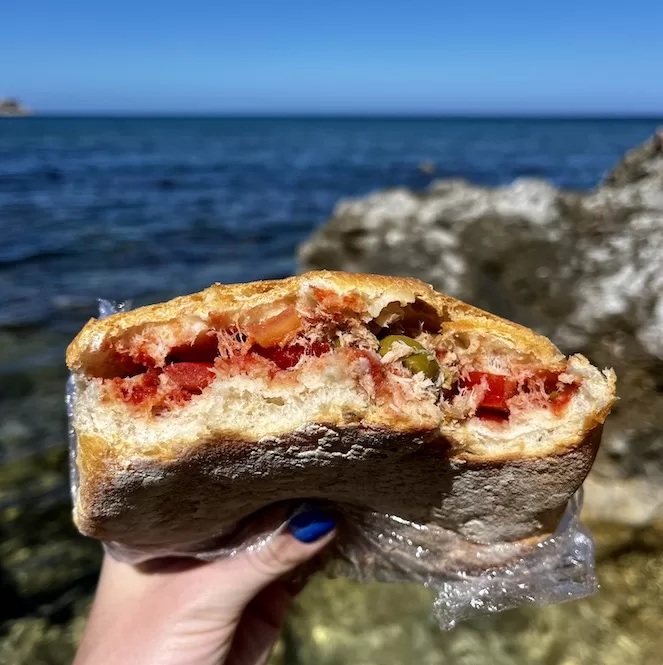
[{"left": 288, "top": 509, "right": 336, "bottom": 543}]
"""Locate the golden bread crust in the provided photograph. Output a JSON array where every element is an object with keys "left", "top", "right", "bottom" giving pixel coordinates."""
[{"left": 66, "top": 270, "right": 563, "bottom": 369}]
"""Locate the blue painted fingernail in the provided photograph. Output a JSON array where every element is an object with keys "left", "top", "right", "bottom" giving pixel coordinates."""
[{"left": 288, "top": 509, "right": 336, "bottom": 543}]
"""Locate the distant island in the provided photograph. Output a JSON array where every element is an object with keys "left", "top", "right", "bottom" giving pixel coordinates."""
[{"left": 0, "top": 97, "right": 32, "bottom": 116}]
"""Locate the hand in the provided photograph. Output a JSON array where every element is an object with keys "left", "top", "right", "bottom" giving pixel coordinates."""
[{"left": 74, "top": 507, "right": 336, "bottom": 665}]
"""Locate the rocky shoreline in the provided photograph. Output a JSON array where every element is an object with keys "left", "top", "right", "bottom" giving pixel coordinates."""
[{"left": 300, "top": 130, "right": 663, "bottom": 527}]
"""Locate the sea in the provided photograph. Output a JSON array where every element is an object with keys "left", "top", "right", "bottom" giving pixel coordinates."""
[
  {"left": 1, "top": 115, "right": 661, "bottom": 363},
  {"left": 1, "top": 116, "right": 661, "bottom": 650}
]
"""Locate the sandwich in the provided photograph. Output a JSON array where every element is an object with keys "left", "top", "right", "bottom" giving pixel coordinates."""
[{"left": 66, "top": 271, "right": 616, "bottom": 566}]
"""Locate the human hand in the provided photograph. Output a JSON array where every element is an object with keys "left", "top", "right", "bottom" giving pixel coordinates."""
[{"left": 73, "top": 507, "right": 336, "bottom": 665}]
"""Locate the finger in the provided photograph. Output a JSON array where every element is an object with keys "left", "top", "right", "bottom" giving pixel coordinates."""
[
  {"left": 227, "top": 506, "right": 336, "bottom": 606},
  {"left": 225, "top": 582, "right": 296, "bottom": 665},
  {"left": 247, "top": 581, "right": 298, "bottom": 629}
]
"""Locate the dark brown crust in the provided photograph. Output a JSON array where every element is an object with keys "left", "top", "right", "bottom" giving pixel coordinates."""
[{"left": 74, "top": 423, "right": 602, "bottom": 560}]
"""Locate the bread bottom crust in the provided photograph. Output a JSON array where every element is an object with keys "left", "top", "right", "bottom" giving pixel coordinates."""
[{"left": 74, "top": 423, "right": 602, "bottom": 565}]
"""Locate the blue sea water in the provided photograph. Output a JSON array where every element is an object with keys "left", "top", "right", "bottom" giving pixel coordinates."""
[{"left": 0, "top": 116, "right": 661, "bottom": 339}]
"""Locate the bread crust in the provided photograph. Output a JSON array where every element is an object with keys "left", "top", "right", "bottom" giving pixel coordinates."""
[
  {"left": 66, "top": 270, "right": 564, "bottom": 370},
  {"left": 67, "top": 270, "right": 615, "bottom": 563},
  {"left": 73, "top": 423, "right": 601, "bottom": 564}
]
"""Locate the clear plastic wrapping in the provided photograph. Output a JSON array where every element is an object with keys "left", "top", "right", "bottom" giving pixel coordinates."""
[{"left": 67, "top": 300, "right": 598, "bottom": 630}]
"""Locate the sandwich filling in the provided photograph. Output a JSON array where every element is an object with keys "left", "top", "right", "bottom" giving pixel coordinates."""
[{"left": 84, "top": 288, "right": 581, "bottom": 427}]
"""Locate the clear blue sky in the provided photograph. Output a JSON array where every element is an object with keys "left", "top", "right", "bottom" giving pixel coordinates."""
[{"left": 3, "top": 0, "right": 663, "bottom": 114}]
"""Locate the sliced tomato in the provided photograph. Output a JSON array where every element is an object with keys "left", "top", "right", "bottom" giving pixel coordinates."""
[
  {"left": 163, "top": 362, "right": 215, "bottom": 392},
  {"left": 461, "top": 369, "right": 578, "bottom": 418},
  {"left": 247, "top": 306, "right": 303, "bottom": 348},
  {"left": 462, "top": 372, "right": 518, "bottom": 411},
  {"left": 256, "top": 341, "right": 331, "bottom": 370}
]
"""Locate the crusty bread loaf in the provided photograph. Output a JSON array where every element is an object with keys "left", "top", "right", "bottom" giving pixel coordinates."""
[{"left": 67, "top": 271, "right": 616, "bottom": 561}]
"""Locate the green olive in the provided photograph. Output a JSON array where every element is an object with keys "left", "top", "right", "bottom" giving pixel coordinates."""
[
  {"left": 378, "top": 335, "right": 425, "bottom": 355},
  {"left": 403, "top": 353, "right": 439, "bottom": 380},
  {"left": 379, "top": 335, "right": 439, "bottom": 381}
]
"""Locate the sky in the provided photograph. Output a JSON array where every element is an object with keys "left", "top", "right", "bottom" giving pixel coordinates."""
[{"left": 2, "top": 0, "right": 663, "bottom": 115}]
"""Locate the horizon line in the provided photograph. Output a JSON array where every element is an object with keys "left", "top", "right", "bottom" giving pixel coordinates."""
[{"left": 7, "top": 111, "right": 663, "bottom": 120}]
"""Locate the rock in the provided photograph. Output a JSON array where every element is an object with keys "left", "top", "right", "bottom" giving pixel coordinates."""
[
  {"left": 602, "top": 128, "right": 663, "bottom": 187},
  {"left": 0, "top": 616, "right": 85, "bottom": 665},
  {"left": 299, "top": 132, "right": 663, "bottom": 526},
  {"left": 0, "top": 98, "right": 31, "bottom": 117},
  {"left": 0, "top": 447, "right": 100, "bottom": 662}
]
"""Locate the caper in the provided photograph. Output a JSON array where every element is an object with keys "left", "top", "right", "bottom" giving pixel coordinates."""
[{"left": 379, "top": 335, "right": 440, "bottom": 380}]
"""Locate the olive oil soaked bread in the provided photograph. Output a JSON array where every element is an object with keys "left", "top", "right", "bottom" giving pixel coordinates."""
[{"left": 67, "top": 271, "right": 615, "bottom": 552}]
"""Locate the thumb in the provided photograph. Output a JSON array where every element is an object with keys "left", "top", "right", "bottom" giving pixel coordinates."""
[{"left": 227, "top": 505, "right": 336, "bottom": 606}]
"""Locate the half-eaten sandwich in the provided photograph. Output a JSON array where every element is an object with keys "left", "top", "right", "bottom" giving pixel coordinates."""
[{"left": 66, "top": 271, "right": 616, "bottom": 564}]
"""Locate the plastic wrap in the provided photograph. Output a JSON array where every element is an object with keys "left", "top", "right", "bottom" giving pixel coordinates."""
[{"left": 67, "top": 300, "right": 598, "bottom": 630}]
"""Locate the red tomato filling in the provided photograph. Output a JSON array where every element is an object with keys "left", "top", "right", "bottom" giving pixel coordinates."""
[
  {"left": 111, "top": 337, "right": 333, "bottom": 408},
  {"left": 116, "top": 369, "right": 161, "bottom": 405},
  {"left": 551, "top": 385, "right": 576, "bottom": 415},
  {"left": 105, "top": 324, "right": 578, "bottom": 421},
  {"left": 462, "top": 372, "right": 518, "bottom": 411},
  {"left": 459, "top": 369, "right": 578, "bottom": 421},
  {"left": 115, "top": 362, "right": 215, "bottom": 407},
  {"left": 166, "top": 334, "right": 219, "bottom": 364},
  {"left": 163, "top": 362, "right": 216, "bottom": 392},
  {"left": 108, "top": 351, "right": 155, "bottom": 378},
  {"left": 254, "top": 341, "right": 331, "bottom": 370}
]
